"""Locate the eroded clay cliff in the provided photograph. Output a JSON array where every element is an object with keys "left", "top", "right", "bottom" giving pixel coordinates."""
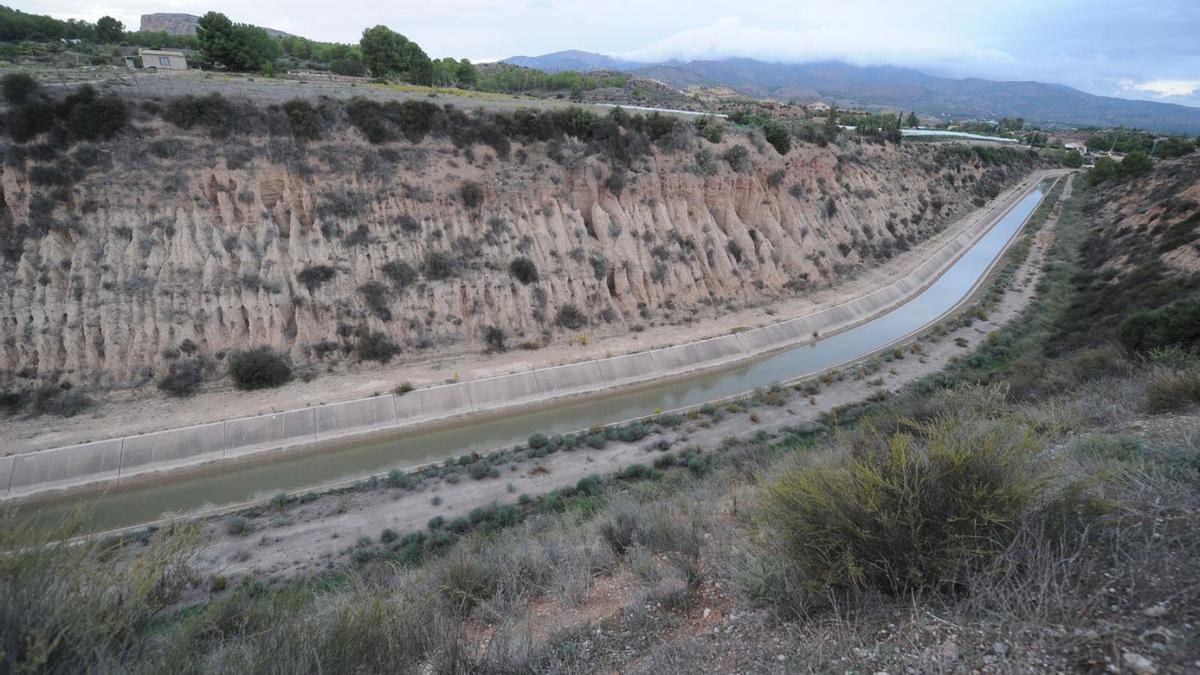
[{"left": 0, "top": 110, "right": 1039, "bottom": 388}]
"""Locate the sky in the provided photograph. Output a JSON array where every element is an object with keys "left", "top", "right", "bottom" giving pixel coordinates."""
[{"left": 23, "top": 0, "right": 1200, "bottom": 107}]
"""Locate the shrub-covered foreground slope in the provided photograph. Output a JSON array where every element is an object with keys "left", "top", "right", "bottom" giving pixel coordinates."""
[{"left": 4, "top": 159, "right": 1199, "bottom": 673}]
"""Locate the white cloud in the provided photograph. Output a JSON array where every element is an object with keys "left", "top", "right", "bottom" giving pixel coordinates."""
[
  {"left": 1128, "top": 79, "right": 1200, "bottom": 97},
  {"left": 619, "top": 16, "right": 1012, "bottom": 68}
]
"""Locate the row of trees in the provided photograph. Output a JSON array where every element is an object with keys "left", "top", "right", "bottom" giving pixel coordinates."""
[
  {"left": 841, "top": 111, "right": 903, "bottom": 144},
  {"left": 725, "top": 109, "right": 794, "bottom": 154},
  {"left": 473, "top": 64, "right": 629, "bottom": 94},
  {"left": 358, "top": 25, "right": 432, "bottom": 83},
  {"left": 0, "top": 5, "right": 123, "bottom": 42},
  {"left": 195, "top": 12, "right": 280, "bottom": 72},
  {"left": 1087, "top": 151, "right": 1154, "bottom": 185},
  {"left": 279, "top": 36, "right": 366, "bottom": 76},
  {"left": 194, "top": 15, "right": 437, "bottom": 82},
  {"left": 1085, "top": 130, "right": 1198, "bottom": 159},
  {"left": 2, "top": 4, "right": 600, "bottom": 94},
  {"left": 432, "top": 57, "right": 478, "bottom": 87}
]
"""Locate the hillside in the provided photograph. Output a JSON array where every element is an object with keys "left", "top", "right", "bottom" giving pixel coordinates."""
[
  {"left": 0, "top": 82, "right": 1040, "bottom": 400},
  {"left": 505, "top": 53, "right": 1200, "bottom": 133},
  {"left": 504, "top": 49, "right": 646, "bottom": 73}
]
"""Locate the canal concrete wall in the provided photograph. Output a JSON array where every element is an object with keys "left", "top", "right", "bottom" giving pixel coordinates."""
[{"left": 2, "top": 172, "right": 1061, "bottom": 502}]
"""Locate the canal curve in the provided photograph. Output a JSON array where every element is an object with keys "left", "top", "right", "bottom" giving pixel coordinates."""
[{"left": 22, "top": 177, "right": 1056, "bottom": 531}]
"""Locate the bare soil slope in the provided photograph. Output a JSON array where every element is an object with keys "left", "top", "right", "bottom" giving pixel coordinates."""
[{"left": 0, "top": 95, "right": 1038, "bottom": 397}]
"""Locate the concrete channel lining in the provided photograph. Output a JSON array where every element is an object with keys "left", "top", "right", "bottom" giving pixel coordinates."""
[
  {"left": 597, "top": 351, "right": 660, "bottom": 389},
  {"left": 1, "top": 172, "right": 1057, "bottom": 502},
  {"left": 118, "top": 422, "right": 226, "bottom": 479},
  {"left": 0, "top": 454, "right": 13, "bottom": 496},
  {"left": 467, "top": 371, "right": 543, "bottom": 410},
  {"left": 6, "top": 438, "right": 124, "bottom": 497},
  {"left": 533, "top": 361, "right": 606, "bottom": 399},
  {"left": 281, "top": 407, "right": 317, "bottom": 441},
  {"left": 223, "top": 413, "right": 286, "bottom": 455},
  {"left": 394, "top": 383, "right": 474, "bottom": 425},
  {"left": 312, "top": 397, "right": 395, "bottom": 441}
]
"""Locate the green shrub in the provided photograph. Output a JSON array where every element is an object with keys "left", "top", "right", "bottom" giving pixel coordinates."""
[
  {"left": 1117, "top": 150, "right": 1153, "bottom": 179},
  {"left": 345, "top": 97, "right": 391, "bottom": 143},
  {"left": 0, "top": 390, "right": 26, "bottom": 415},
  {"left": 575, "top": 474, "right": 602, "bottom": 496},
  {"left": 381, "top": 260, "right": 417, "bottom": 288},
  {"left": 433, "top": 549, "right": 498, "bottom": 611},
  {"left": 157, "top": 357, "right": 205, "bottom": 397},
  {"left": 357, "top": 281, "right": 392, "bottom": 320},
  {"left": 422, "top": 251, "right": 455, "bottom": 280},
  {"left": 297, "top": 265, "right": 337, "bottom": 291},
  {"left": 1142, "top": 370, "right": 1200, "bottom": 414},
  {"left": 762, "top": 119, "right": 791, "bottom": 155},
  {"left": 228, "top": 347, "right": 292, "bottom": 390},
  {"left": 226, "top": 516, "right": 253, "bottom": 536},
  {"left": 509, "top": 256, "right": 539, "bottom": 284},
  {"left": 1, "top": 72, "right": 39, "bottom": 105},
  {"left": 62, "top": 87, "right": 127, "bottom": 141},
  {"left": 358, "top": 331, "right": 401, "bottom": 362},
  {"left": 555, "top": 303, "right": 586, "bottom": 329},
  {"left": 482, "top": 325, "right": 507, "bottom": 352},
  {"left": 28, "top": 163, "right": 77, "bottom": 187},
  {"left": 687, "top": 453, "right": 714, "bottom": 477},
  {"left": 282, "top": 98, "right": 321, "bottom": 141},
  {"left": 605, "top": 169, "right": 627, "bottom": 195},
  {"left": 616, "top": 463, "right": 661, "bottom": 481},
  {"left": 722, "top": 144, "right": 752, "bottom": 173},
  {"left": 459, "top": 181, "right": 484, "bottom": 209},
  {"left": 655, "top": 412, "right": 683, "bottom": 428},
  {"left": 1118, "top": 297, "right": 1200, "bottom": 353},
  {"left": 763, "top": 417, "right": 1044, "bottom": 594},
  {"left": 30, "top": 386, "right": 93, "bottom": 417},
  {"left": 163, "top": 93, "right": 237, "bottom": 137},
  {"left": 4, "top": 98, "right": 57, "bottom": 142},
  {"left": 614, "top": 421, "right": 648, "bottom": 443},
  {"left": 468, "top": 462, "right": 498, "bottom": 480},
  {"left": 694, "top": 115, "right": 724, "bottom": 143}
]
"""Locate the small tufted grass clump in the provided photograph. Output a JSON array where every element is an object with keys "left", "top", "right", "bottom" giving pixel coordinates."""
[{"left": 1142, "top": 368, "right": 1200, "bottom": 414}]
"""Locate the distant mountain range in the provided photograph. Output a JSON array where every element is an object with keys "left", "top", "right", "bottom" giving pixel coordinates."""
[
  {"left": 502, "top": 51, "right": 1200, "bottom": 134},
  {"left": 504, "top": 50, "right": 646, "bottom": 73}
]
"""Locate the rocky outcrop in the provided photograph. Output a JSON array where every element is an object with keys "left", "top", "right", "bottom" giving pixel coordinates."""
[
  {"left": 0, "top": 124, "right": 1038, "bottom": 389},
  {"left": 139, "top": 13, "right": 294, "bottom": 39}
]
